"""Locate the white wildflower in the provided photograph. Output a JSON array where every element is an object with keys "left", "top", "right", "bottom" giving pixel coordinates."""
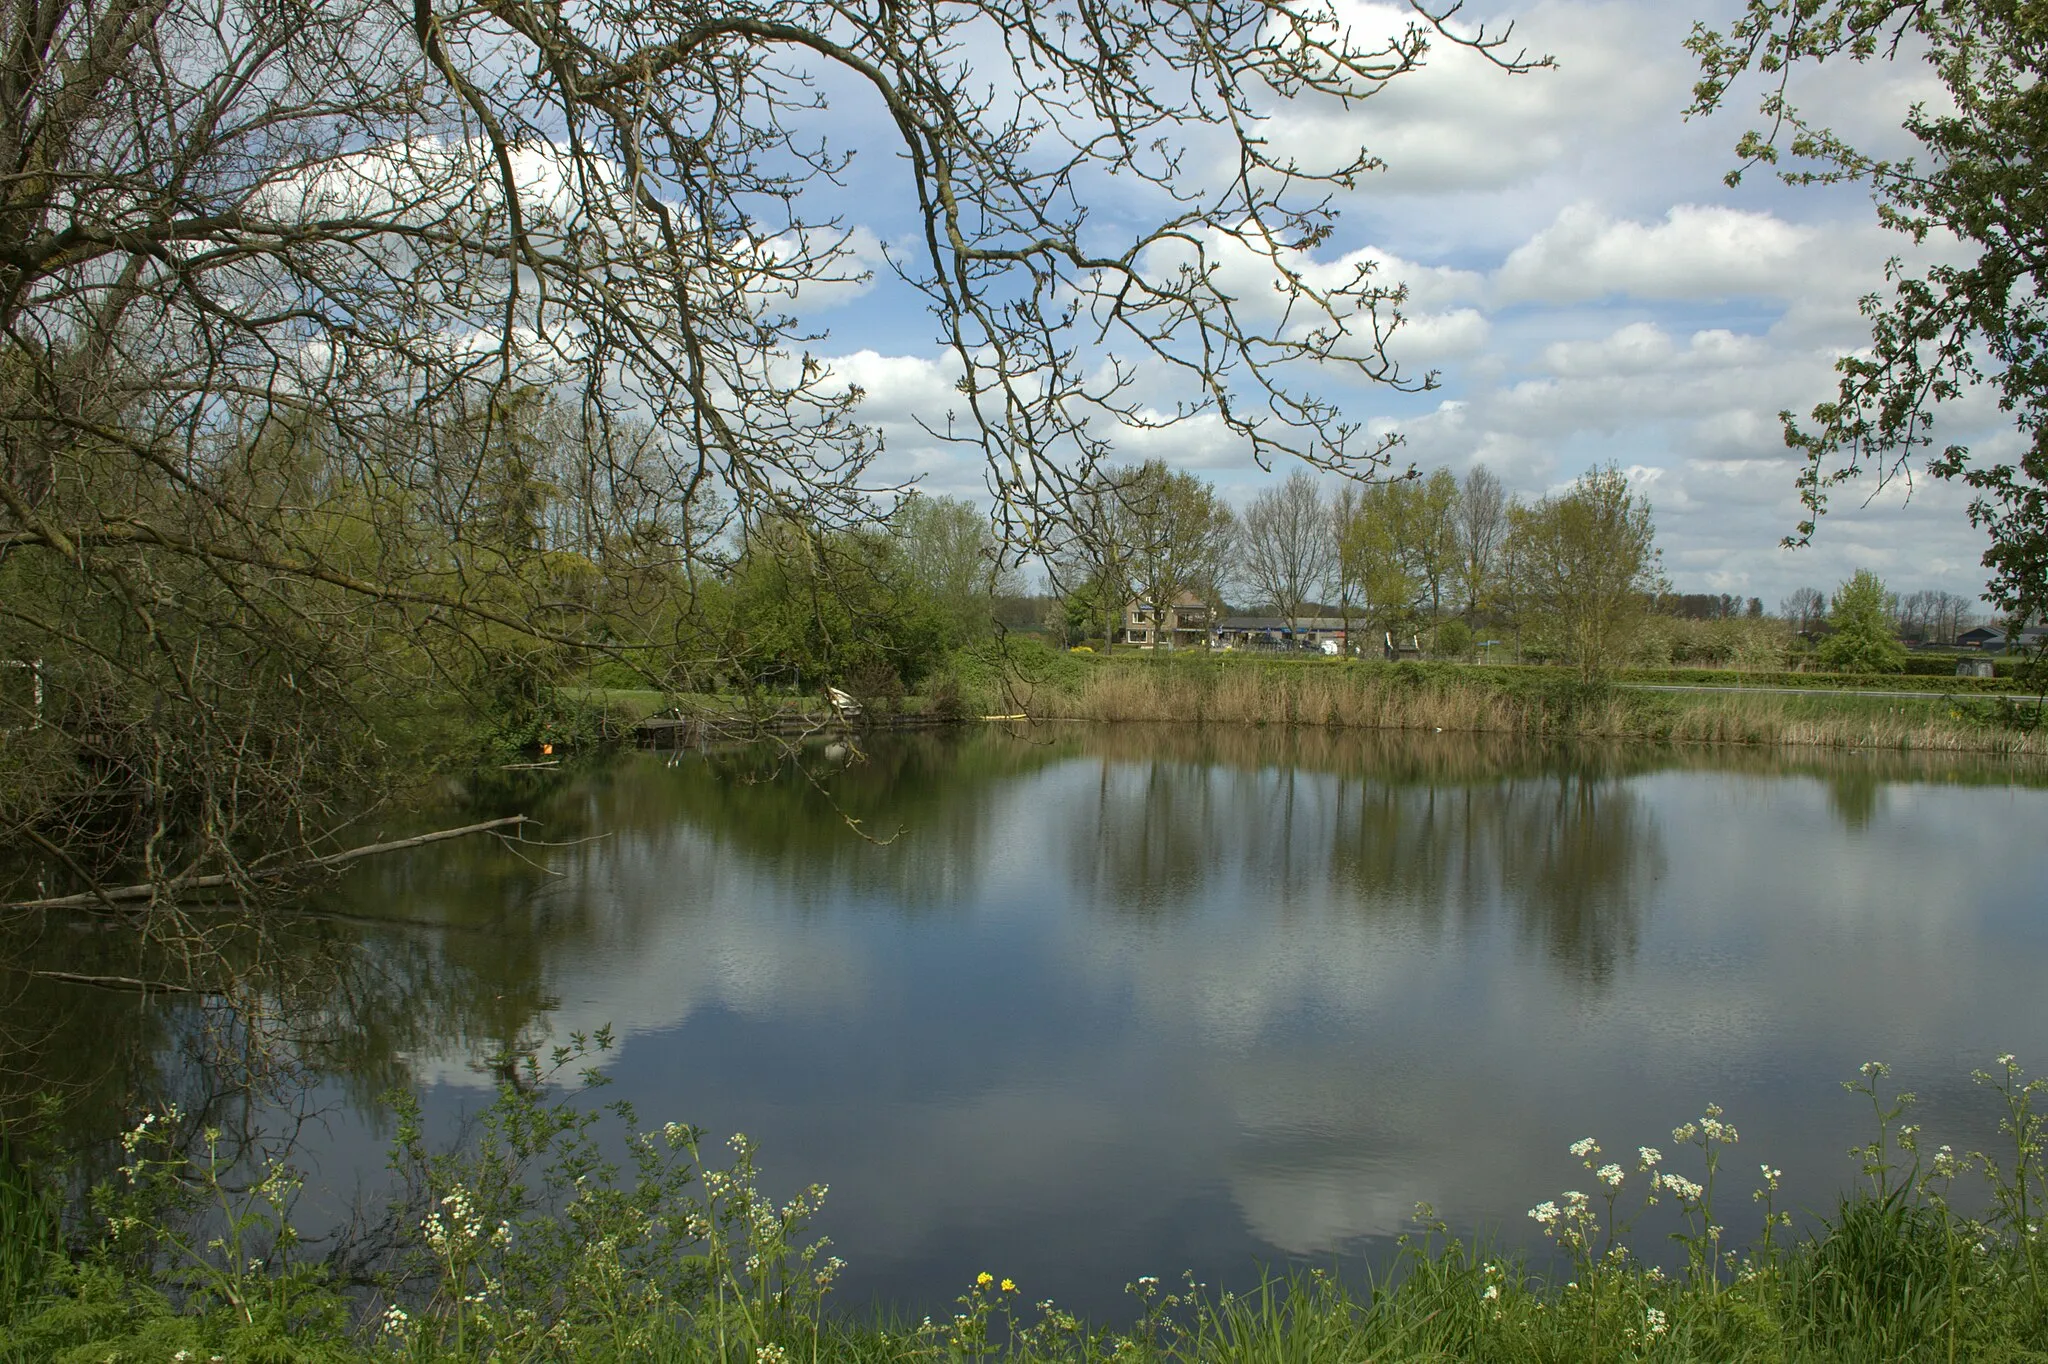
[
  {"left": 379, "top": 1304, "right": 415, "bottom": 1345},
  {"left": 1658, "top": 1173, "right": 1704, "bottom": 1201},
  {"left": 1597, "top": 1163, "right": 1625, "bottom": 1188},
  {"left": 1645, "top": 1306, "right": 1667, "bottom": 1335},
  {"left": 1569, "top": 1137, "right": 1600, "bottom": 1160},
  {"left": 1528, "top": 1201, "right": 1560, "bottom": 1226}
]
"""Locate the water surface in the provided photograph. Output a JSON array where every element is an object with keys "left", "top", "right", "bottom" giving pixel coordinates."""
[{"left": 29, "top": 727, "right": 2048, "bottom": 1317}]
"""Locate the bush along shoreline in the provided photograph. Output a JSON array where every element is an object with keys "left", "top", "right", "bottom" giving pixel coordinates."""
[{"left": 6, "top": 1049, "right": 2048, "bottom": 1362}]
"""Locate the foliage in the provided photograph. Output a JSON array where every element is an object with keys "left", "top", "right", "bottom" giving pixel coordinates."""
[
  {"left": 1631, "top": 615, "right": 1794, "bottom": 671},
  {"left": 4, "top": 1035, "right": 846, "bottom": 1363},
  {"left": 1689, "top": 0, "right": 2048, "bottom": 627},
  {"left": 0, "top": 1153, "right": 56, "bottom": 1325},
  {"left": 1433, "top": 618, "right": 1473, "bottom": 660},
  {"left": 1819, "top": 570, "right": 1909, "bottom": 674},
  {"left": 1338, "top": 480, "right": 1425, "bottom": 634},
  {"left": 1506, "top": 466, "right": 1664, "bottom": 681},
  {"left": 892, "top": 495, "right": 1013, "bottom": 649},
  {"left": 1112, "top": 463, "right": 1237, "bottom": 651},
  {"left": 719, "top": 523, "right": 952, "bottom": 693}
]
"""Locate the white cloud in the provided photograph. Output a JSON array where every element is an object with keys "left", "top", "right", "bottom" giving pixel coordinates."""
[
  {"left": 1261, "top": 0, "right": 1680, "bottom": 194},
  {"left": 1496, "top": 203, "right": 1818, "bottom": 303}
]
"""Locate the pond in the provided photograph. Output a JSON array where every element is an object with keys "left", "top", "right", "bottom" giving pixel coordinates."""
[{"left": 21, "top": 726, "right": 2048, "bottom": 1319}]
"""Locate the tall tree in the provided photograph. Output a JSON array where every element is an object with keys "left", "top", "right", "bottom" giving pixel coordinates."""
[
  {"left": 1328, "top": 483, "right": 1365, "bottom": 651},
  {"left": 1781, "top": 587, "right": 1828, "bottom": 633},
  {"left": 1931, "top": 590, "right": 1979, "bottom": 643},
  {"left": 1117, "top": 461, "right": 1236, "bottom": 651},
  {"left": 1239, "top": 471, "right": 1334, "bottom": 632},
  {"left": 1506, "top": 466, "right": 1662, "bottom": 680},
  {"left": 1340, "top": 479, "right": 1423, "bottom": 639},
  {"left": 1689, "top": 1, "right": 2048, "bottom": 629},
  {"left": 894, "top": 493, "right": 1012, "bottom": 647},
  {"left": 1046, "top": 474, "right": 1139, "bottom": 653},
  {"left": 1819, "top": 569, "right": 1907, "bottom": 673},
  {"left": 1409, "top": 467, "right": 1464, "bottom": 625},
  {"left": 1457, "top": 464, "right": 1509, "bottom": 621}
]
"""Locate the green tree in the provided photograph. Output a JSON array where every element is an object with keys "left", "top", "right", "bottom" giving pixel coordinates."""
[
  {"left": 893, "top": 493, "right": 1013, "bottom": 648},
  {"left": 722, "top": 522, "right": 949, "bottom": 693},
  {"left": 1818, "top": 569, "right": 1908, "bottom": 673},
  {"left": 1689, "top": 0, "right": 2048, "bottom": 627},
  {"left": 1409, "top": 467, "right": 1464, "bottom": 624},
  {"left": 1115, "top": 461, "right": 1235, "bottom": 651},
  {"left": 1505, "top": 465, "right": 1662, "bottom": 680},
  {"left": 1047, "top": 474, "right": 1139, "bottom": 653},
  {"left": 1340, "top": 479, "right": 1422, "bottom": 638}
]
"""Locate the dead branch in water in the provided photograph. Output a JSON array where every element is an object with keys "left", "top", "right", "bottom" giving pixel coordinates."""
[{"left": 4, "top": 815, "right": 534, "bottom": 912}]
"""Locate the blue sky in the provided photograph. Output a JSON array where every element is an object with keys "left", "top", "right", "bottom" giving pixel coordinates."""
[{"left": 773, "top": 0, "right": 2001, "bottom": 610}]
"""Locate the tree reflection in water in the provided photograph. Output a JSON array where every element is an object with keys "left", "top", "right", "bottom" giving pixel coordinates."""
[{"left": 2, "top": 728, "right": 2038, "bottom": 1170}]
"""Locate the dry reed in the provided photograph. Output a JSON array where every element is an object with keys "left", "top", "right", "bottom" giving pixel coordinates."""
[{"left": 1026, "top": 665, "right": 2046, "bottom": 757}]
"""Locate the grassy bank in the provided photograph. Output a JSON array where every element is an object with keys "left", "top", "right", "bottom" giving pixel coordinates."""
[
  {"left": 954, "top": 649, "right": 2048, "bottom": 756},
  {"left": 8, "top": 1054, "right": 2048, "bottom": 1363}
]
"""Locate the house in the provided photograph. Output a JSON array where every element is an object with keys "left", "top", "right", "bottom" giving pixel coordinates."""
[
  {"left": 1958, "top": 626, "right": 2003, "bottom": 649},
  {"left": 1212, "top": 616, "right": 1349, "bottom": 651},
  {"left": 1122, "top": 592, "right": 1212, "bottom": 649}
]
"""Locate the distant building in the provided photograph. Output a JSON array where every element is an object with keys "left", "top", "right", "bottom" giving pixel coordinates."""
[
  {"left": 1211, "top": 616, "right": 1348, "bottom": 651},
  {"left": 1122, "top": 592, "right": 1211, "bottom": 649},
  {"left": 1962, "top": 625, "right": 2048, "bottom": 654}
]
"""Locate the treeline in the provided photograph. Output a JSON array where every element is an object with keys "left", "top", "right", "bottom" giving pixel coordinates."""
[
  {"left": 1042, "top": 461, "right": 1661, "bottom": 680},
  {"left": 1, "top": 362, "right": 2016, "bottom": 897},
  {"left": 1030, "top": 464, "right": 2009, "bottom": 677}
]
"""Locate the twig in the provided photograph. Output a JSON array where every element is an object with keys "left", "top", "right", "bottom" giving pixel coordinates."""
[
  {"left": 28, "top": 970, "right": 204, "bottom": 994},
  {"left": 5, "top": 815, "right": 534, "bottom": 911}
]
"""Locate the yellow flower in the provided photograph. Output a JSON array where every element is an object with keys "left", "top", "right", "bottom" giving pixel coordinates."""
[
  {"left": 976, "top": 1272, "right": 994, "bottom": 1288},
  {"left": 1001, "top": 1279, "right": 1016, "bottom": 1293}
]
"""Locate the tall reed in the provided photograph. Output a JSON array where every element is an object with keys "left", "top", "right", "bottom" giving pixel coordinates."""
[
  {"left": 0, "top": 1152, "right": 54, "bottom": 1323},
  {"left": 1024, "top": 661, "right": 2047, "bottom": 756}
]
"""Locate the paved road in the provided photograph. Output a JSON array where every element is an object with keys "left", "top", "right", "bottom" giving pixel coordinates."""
[{"left": 1623, "top": 682, "right": 2043, "bottom": 704}]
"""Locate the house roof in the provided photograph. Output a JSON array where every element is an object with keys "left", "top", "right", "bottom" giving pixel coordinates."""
[
  {"left": 1215, "top": 616, "right": 1348, "bottom": 632},
  {"left": 1128, "top": 591, "right": 1208, "bottom": 610}
]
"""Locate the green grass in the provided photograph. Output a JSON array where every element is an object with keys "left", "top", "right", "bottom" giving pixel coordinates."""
[{"left": 0, "top": 1154, "right": 56, "bottom": 1327}]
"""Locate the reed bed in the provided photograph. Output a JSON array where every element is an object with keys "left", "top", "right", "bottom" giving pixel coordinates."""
[{"left": 1021, "top": 663, "right": 2047, "bottom": 756}]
